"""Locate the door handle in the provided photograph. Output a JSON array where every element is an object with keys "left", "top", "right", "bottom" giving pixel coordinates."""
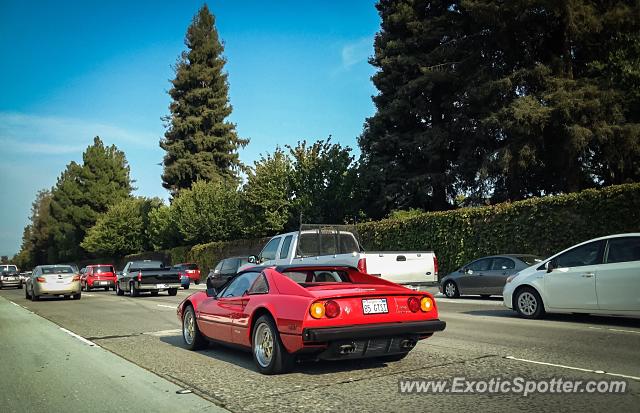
[{"left": 581, "top": 273, "right": 594, "bottom": 278}]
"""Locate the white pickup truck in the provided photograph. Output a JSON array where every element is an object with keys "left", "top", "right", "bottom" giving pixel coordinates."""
[{"left": 245, "top": 228, "right": 438, "bottom": 285}]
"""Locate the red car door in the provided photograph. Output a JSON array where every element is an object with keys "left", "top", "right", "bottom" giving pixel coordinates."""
[
  {"left": 197, "top": 297, "right": 233, "bottom": 342},
  {"left": 232, "top": 273, "right": 268, "bottom": 346}
]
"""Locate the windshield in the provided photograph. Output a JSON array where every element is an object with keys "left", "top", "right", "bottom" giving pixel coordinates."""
[
  {"left": 1, "top": 265, "right": 18, "bottom": 272},
  {"left": 517, "top": 256, "right": 543, "bottom": 266},
  {"left": 283, "top": 270, "right": 351, "bottom": 284},
  {"left": 42, "top": 266, "right": 74, "bottom": 274}
]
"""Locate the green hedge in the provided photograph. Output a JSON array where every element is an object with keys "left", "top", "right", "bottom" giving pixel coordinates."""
[
  {"left": 186, "top": 237, "right": 269, "bottom": 276},
  {"left": 357, "top": 183, "right": 640, "bottom": 278}
]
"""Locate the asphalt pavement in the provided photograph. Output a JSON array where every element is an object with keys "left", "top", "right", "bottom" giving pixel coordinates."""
[{"left": 0, "top": 285, "right": 638, "bottom": 412}]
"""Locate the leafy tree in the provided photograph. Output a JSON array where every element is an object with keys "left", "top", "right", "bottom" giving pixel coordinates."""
[
  {"left": 15, "top": 189, "right": 53, "bottom": 267},
  {"left": 171, "top": 180, "right": 243, "bottom": 244},
  {"left": 81, "top": 198, "right": 162, "bottom": 257},
  {"left": 287, "top": 139, "right": 358, "bottom": 227},
  {"left": 241, "top": 148, "right": 293, "bottom": 236},
  {"left": 148, "top": 204, "right": 183, "bottom": 250},
  {"left": 48, "top": 137, "right": 133, "bottom": 261},
  {"left": 160, "top": 4, "right": 248, "bottom": 196}
]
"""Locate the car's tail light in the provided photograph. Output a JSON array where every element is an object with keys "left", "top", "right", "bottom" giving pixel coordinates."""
[
  {"left": 72, "top": 275, "right": 80, "bottom": 281},
  {"left": 357, "top": 258, "right": 367, "bottom": 274},
  {"left": 433, "top": 255, "right": 438, "bottom": 276},
  {"left": 137, "top": 271, "right": 142, "bottom": 282},
  {"left": 407, "top": 297, "right": 420, "bottom": 312},
  {"left": 36, "top": 277, "right": 46, "bottom": 283},
  {"left": 420, "top": 296, "right": 434, "bottom": 312},
  {"left": 309, "top": 302, "right": 325, "bottom": 319},
  {"left": 324, "top": 300, "right": 340, "bottom": 318}
]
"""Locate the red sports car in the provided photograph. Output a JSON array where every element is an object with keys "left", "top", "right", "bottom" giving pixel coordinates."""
[{"left": 177, "top": 265, "right": 446, "bottom": 374}]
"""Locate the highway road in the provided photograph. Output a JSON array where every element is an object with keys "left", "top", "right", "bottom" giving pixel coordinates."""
[{"left": 1, "top": 286, "right": 638, "bottom": 412}]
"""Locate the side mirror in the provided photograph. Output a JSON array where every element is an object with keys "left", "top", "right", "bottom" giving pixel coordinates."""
[
  {"left": 464, "top": 268, "right": 473, "bottom": 275},
  {"left": 545, "top": 259, "right": 557, "bottom": 273},
  {"left": 248, "top": 255, "right": 258, "bottom": 264},
  {"left": 206, "top": 287, "right": 218, "bottom": 298}
]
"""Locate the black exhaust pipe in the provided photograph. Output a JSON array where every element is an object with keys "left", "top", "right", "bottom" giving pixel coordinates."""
[
  {"left": 400, "top": 339, "right": 416, "bottom": 350},
  {"left": 338, "top": 343, "right": 357, "bottom": 355}
]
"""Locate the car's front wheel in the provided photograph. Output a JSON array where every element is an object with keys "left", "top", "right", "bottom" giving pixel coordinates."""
[
  {"left": 252, "top": 315, "right": 294, "bottom": 375},
  {"left": 168, "top": 288, "right": 178, "bottom": 296},
  {"left": 444, "top": 281, "right": 460, "bottom": 298},
  {"left": 515, "top": 287, "right": 545, "bottom": 319},
  {"left": 116, "top": 282, "right": 124, "bottom": 296},
  {"left": 182, "top": 305, "right": 207, "bottom": 350},
  {"left": 73, "top": 293, "right": 81, "bottom": 300},
  {"left": 129, "top": 283, "right": 139, "bottom": 297}
]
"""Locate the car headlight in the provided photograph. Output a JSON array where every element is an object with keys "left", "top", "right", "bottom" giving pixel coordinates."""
[{"left": 506, "top": 273, "right": 519, "bottom": 283}]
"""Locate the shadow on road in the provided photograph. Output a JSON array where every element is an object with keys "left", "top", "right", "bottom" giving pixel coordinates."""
[
  {"left": 159, "top": 334, "right": 394, "bottom": 375},
  {"left": 463, "top": 309, "right": 640, "bottom": 328}
]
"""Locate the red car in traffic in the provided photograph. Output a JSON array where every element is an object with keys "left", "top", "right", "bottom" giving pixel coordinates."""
[
  {"left": 177, "top": 265, "right": 446, "bottom": 374},
  {"left": 81, "top": 264, "right": 117, "bottom": 291},
  {"left": 173, "top": 263, "right": 201, "bottom": 284}
]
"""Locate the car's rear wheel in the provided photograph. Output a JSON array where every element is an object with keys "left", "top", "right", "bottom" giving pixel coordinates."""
[
  {"left": 182, "top": 305, "right": 207, "bottom": 350},
  {"left": 129, "top": 283, "right": 139, "bottom": 297},
  {"left": 150, "top": 291, "right": 159, "bottom": 296},
  {"left": 444, "top": 281, "right": 459, "bottom": 298},
  {"left": 73, "top": 293, "right": 81, "bottom": 300},
  {"left": 252, "top": 315, "right": 294, "bottom": 375},
  {"left": 168, "top": 288, "right": 178, "bottom": 296},
  {"left": 32, "top": 292, "right": 39, "bottom": 301},
  {"left": 25, "top": 286, "right": 31, "bottom": 299},
  {"left": 116, "top": 283, "right": 124, "bottom": 296},
  {"left": 183, "top": 284, "right": 190, "bottom": 290},
  {"left": 18, "top": 284, "right": 23, "bottom": 289},
  {"left": 515, "top": 287, "right": 545, "bottom": 319},
  {"left": 64, "top": 295, "right": 70, "bottom": 300}
]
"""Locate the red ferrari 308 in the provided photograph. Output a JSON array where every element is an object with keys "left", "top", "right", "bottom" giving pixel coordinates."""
[{"left": 177, "top": 265, "right": 446, "bottom": 374}]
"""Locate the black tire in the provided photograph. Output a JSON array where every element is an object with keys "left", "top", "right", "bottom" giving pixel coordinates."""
[
  {"left": 182, "top": 305, "right": 207, "bottom": 350},
  {"left": 514, "top": 287, "right": 545, "bottom": 319},
  {"left": 444, "top": 281, "right": 460, "bottom": 298},
  {"left": 195, "top": 280, "right": 200, "bottom": 285},
  {"left": 380, "top": 353, "right": 409, "bottom": 363},
  {"left": 480, "top": 294, "right": 491, "bottom": 299},
  {"left": 168, "top": 288, "right": 178, "bottom": 296},
  {"left": 25, "top": 286, "right": 31, "bottom": 299},
  {"left": 129, "top": 283, "right": 139, "bottom": 297},
  {"left": 32, "top": 293, "right": 40, "bottom": 301},
  {"left": 64, "top": 295, "right": 71, "bottom": 300},
  {"left": 251, "top": 315, "right": 294, "bottom": 375},
  {"left": 150, "top": 291, "right": 159, "bottom": 296},
  {"left": 18, "top": 284, "right": 23, "bottom": 289},
  {"left": 73, "top": 293, "right": 81, "bottom": 300},
  {"left": 116, "top": 282, "right": 124, "bottom": 296},
  {"left": 105, "top": 287, "right": 109, "bottom": 291},
  {"left": 183, "top": 284, "right": 190, "bottom": 290}
]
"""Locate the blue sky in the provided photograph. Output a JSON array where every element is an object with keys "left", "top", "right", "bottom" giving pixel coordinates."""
[{"left": 0, "top": 0, "right": 380, "bottom": 256}]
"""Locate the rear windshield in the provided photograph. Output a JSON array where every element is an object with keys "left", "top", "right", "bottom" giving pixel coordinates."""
[
  {"left": 297, "top": 232, "right": 361, "bottom": 256},
  {"left": 283, "top": 270, "right": 351, "bottom": 284},
  {"left": 517, "top": 256, "right": 543, "bottom": 266},
  {"left": 184, "top": 264, "right": 198, "bottom": 270},
  {"left": 131, "top": 261, "right": 163, "bottom": 269},
  {"left": 42, "top": 266, "right": 73, "bottom": 274},
  {"left": 94, "top": 266, "right": 114, "bottom": 273}
]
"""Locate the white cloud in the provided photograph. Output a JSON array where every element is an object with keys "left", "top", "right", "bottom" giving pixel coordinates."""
[
  {"left": 341, "top": 36, "right": 374, "bottom": 69},
  {"left": 0, "top": 111, "right": 157, "bottom": 155}
]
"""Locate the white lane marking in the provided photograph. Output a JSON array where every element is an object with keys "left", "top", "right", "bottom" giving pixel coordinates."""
[
  {"left": 59, "top": 327, "right": 99, "bottom": 348},
  {"left": 11, "top": 302, "right": 20, "bottom": 307},
  {"left": 157, "top": 304, "right": 176, "bottom": 309},
  {"left": 588, "top": 326, "right": 640, "bottom": 335},
  {"left": 143, "top": 329, "right": 181, "bottom": 337},
  {"left": 505, "top": 356, "right": 640, "bottom": 381}
]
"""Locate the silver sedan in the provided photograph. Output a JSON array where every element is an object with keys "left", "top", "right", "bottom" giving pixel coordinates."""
[
  {"left": 25, "top": 265, "right": 81, "bottom": 300},
  {"left": 440, "top": 254, "right": 542, "bottom": 298}
]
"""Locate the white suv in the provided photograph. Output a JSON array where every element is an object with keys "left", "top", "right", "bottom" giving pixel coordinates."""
[{"left": 503, "top": 234, "right": 640, "bottom": 319}]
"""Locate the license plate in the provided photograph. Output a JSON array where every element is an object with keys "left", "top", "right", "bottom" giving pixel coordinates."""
[
  {"left": 156, "top": 284, "right": 168, "bottom": 289},
  {"left": 362, "top": 298, "right": 388, "bottom": 314},
  {"left": 100, "top": 281, "right": 107, "bottom": 285}
]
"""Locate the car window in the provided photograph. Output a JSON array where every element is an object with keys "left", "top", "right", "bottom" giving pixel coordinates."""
[
  {"left": 492, "top": 257, "right": 515, "bottom": 270},
  {"left": 282, "top": 270, "right": 350, "bottom": 284},
  {"left": 606, "top": 237, "right": 640, "bottom": 264},
  {"left": 555, "top": 240, "right": 604, "bottom": 268},
  {"left": 94, "top": 266, "right": 114, "bottom": 273},
  {"left": 260, "top": 237, "right": 281, "bottom": 261},
  {"left": 516, "top": 256, "right": 543, "bottom": 266},
  {"left": 42, "top": 266, "right": 73, "bottom": 274},
  {"left": 247, "top": 274, "right": 269, "bottom": 294},
  {"left": 220, "top": 272, "right": 261, "bottom": 298},
  {"left": 468, "top": 258, "right": 492, "bottom": 272},
  {"left": 213, "top": 261, "right": 223, "bottom": 273},
  {"left": 280, "top": 235, "right": 293, "bottom": 259},
  {"left": 221, "top": 259, "right": 237, "bottom": 273}
]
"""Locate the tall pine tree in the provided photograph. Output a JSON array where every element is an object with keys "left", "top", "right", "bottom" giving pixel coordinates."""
[{"left": 161, "top": 4, "right": 248, "bottom": 196}]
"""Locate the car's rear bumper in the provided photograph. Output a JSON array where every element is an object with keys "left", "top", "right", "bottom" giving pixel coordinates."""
[
  {"left": 35, "top": 282, "right": 81, "bottom": 295},
  {"left": 88, "top": 280, "right": 115, "bottom": 287},
  {"left": 137, "top": 283, "right": 181, "bottom": 290},
  {"left": 302, "top": 320, "right": 446, "bottom": 343}
]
